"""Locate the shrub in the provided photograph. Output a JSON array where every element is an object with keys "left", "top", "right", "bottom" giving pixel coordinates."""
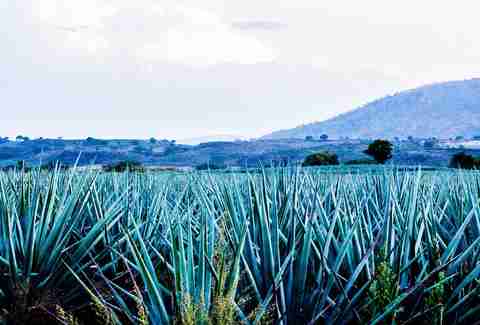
[
  {"left": 103, "top": 160, "right": 144, "bottom": 172},
  {"left": 367, "top": 260, "right": 398, "bottom": 321},
  {"left": 302, "top": 152, "right": 339, "bottom": 166}
]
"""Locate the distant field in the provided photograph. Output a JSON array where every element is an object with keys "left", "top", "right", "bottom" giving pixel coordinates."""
[{"left": 0, "top": 166, "right": 478, "bottom": 324}]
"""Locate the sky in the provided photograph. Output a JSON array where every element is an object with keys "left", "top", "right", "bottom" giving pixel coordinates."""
[{"left": 2, "top": 0, "right": 480, "bottom": 140}]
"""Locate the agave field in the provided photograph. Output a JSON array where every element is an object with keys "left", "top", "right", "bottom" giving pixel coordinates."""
[{"left": 0, "top": 166, "right": 478, "bottom": 324}]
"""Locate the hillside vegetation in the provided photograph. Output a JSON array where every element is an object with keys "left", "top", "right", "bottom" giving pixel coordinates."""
[
  {"left": 263, "top": 79, "right": 480, "bottom": 139},
  {"left": 2, "top": 137, "right": 480, "bottom": 169}
]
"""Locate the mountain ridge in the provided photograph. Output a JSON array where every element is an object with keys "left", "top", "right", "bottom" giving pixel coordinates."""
[{"left": 262, "top": 78, "right": 480, "bottom": 139}]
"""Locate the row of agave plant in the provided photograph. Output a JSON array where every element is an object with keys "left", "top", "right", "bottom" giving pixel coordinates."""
[{"left": 0, "top": 166, "right": 478, "bottom": 324}]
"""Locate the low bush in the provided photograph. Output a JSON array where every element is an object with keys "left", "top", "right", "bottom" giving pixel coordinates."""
[
  {"left": 103, "top": 160, "right": 145, "bottom": 172},
  {"left": 196, "top": 163, "right": 226, "bottom": 171},
  {"left": 302, "top": 152, "right": 339, "bottom": 166}
]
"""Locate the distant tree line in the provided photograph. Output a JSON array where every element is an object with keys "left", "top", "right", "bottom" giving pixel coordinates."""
[
  {"left": 302, "top": 139, "right": 480, "bottom": 170},
  {"left": 1, "top": 160, "right": 70, "bottom": 172},
  {"left": 196, "top": 162, "right": 227, "bottom": 171},
  {"left": 302, "top": 139, "right": 394, "bottom": 167},
  {"left": 304, "top": 134, "right": 329, "bottom": 141},
  {"left": 2, "top": 135, "right": 480, "bottom": 171}
]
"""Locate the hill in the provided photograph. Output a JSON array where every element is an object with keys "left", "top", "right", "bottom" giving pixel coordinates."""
[{"left": 263, "top": 79, "right": 480, "bottom": 140}]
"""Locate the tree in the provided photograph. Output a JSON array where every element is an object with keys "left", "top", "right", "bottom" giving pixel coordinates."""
[
  {"left": 302, "top": 152, "right": 339, "bottom": 167},
  {"left": 364, "top": 140, "right": 393, "bottom": 164},
  {"left": 320, "top": 134, "right": 329, "bottom": 141},
  {"left": 449, "top": 152, "right": 480, "bottom": 169},
  {"left": 85, "top": 137, "right": 106, "bottom": 145},
  {"left": 16, "top": 135, "right": 29, "bottom": 142}
]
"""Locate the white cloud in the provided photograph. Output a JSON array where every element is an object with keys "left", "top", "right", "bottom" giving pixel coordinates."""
[
  {"left": 28, "top": 0, "right": 276, "bottom": 66},
  {"left": 231, "top": 20, "right": 288, "bottom": 31},
  {"left": 3, "top": 0, "right": 480, "bottom": 139},
  {"left": 138, "top": 29, "right": 274, "bottom": 66},
  {"left": 32, "top": 0, "right": 117, "bottom": 28}
]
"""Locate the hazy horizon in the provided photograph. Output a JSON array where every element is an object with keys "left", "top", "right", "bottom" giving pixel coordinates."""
[{"left": 3, "top": 1, "right": 480, "bottom": 140}]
